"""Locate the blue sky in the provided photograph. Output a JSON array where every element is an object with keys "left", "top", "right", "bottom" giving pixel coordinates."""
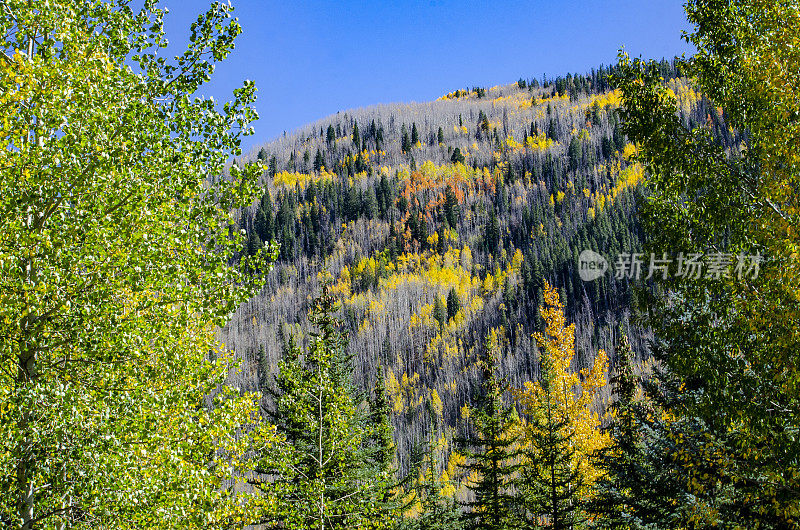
[{"left": 162, "top": 1, "right": 693, "bottom": 153}]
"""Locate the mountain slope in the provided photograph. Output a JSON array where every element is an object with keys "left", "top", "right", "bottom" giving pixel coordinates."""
[{"left": 222, "top": 59, "right": 714, "bottom": 474}]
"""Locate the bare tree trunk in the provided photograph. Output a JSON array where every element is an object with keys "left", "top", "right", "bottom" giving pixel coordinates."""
[
  {"left": 318, "top": 363, "right": 325, "bottom": 530},
  {"left": 16, "top": 30, "right": 39, "bottom": 530},
  {"left": 17, "top": 345, "right": 36, "bottom": 530}
]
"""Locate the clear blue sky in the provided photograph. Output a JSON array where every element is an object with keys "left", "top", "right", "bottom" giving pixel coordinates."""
[{"left": 162, "top": 1, "right": 693, "bottom": 153}]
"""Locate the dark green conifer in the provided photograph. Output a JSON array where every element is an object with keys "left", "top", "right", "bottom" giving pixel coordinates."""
[
  {"left": 446, "top": 288, "right": 460, "bottom": 321},
  {"left": 256, "top": 286, "right": 394, "bottom": 528},
  {"left": 402, "top": 124, "right": 411, "bottom": 153},
  {"left": 457, "top": 334, "right": 523, "bottom": 530}
]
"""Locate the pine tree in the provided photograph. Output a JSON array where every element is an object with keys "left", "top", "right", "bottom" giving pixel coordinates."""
[
  {"left": 314, "top": 148, "right": 325, "bottom": 171},
  {"left": 370, "top": 367, "right": 397, "bottom": 480},
  {"left": 590, "top": 327, "right": 651, "bottom": 529},
  {"left": 255, "top": 191, "right": 274, "bottom": 243},
  {"left": 402, "top": 124, "right": 411, "bottom": 153},
  {"left": 438, "top": 127, "right": 445, "bottom": 144},
  {"left": 450, "top": 148, "right": 465, "bottom": 164},
  {"left": 363, "top": 187, "right": 379, "bottom": 220},
  {"left": 366, "top": 366, "right": 404, "bottom": 529},
  {"left": 446, "top": 288, "right": 460, "bottom": 322},
  {"left": 345, "top": 184, "right": 361, "bottom": 221},
  {"left": 412, "top": 122, "right": 420, "bottom": 145},
  {"left": 568, "top": 137, "right": 582, "bottom": 172},
  {"left": 256, "top": 286, "right": 392, "bottom": 528},
  {"left": 247, "top": 228, "right": 263, "bottom": 258},
  {"left": 353, "top": 121, "right": 361, "bottom": 147},
  {"left": 457, "top": 329, "right": 523, "bottom": 530},
  {"left": 547, "top": 119, "right": 557, "bottom": 141},
  {"left": 519, "top": 374, "right": 583, "bottom": 529},
  {"left": 479, "top": 111, "right": 490, "bottom": 135},
  {"left": 269, "top": 154, "right": 278, "bottom": 177},
  {"left": 444, "top": 185, "right": 459, "bottom": 228},
  {"left": 484, "top": 210, "right": 500, "bottom": 253}
]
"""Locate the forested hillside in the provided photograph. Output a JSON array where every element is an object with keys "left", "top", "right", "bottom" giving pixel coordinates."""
[
  {"left": 5, "top": 0, "right": 799, "bottom": 528},
  {"left": 223, "top": 60, "right": 722, "bottom": 474}
]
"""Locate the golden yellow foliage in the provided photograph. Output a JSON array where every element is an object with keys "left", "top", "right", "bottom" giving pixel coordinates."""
[
  {"left": 516, "top": 281, "right": 610, "bottom": 490},
  {"left": 588, "top": 89, "right": 622, "bottom": 109},
  {"left": 622, "top": 142, "right": 637, "bottom": 160},
  {"left": 273, "top": 169, "right": 334, "bottom": 189},
  {"left": 504, "top": 134, "right": 523, "bottom": 151},
  {"left": 526, "top": 133, "right": 555, "bottom": 152},
  {"left": 430, "top": 389, "right": 443, "bottom": 417}
]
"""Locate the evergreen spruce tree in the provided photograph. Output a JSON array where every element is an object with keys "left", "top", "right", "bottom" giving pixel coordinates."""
[
  {"left": 314, "top": 148, "right": 325, "bottom": 171},
  {"left": 484, "top": 211, "right": 500, "bottom": 253},
  {"left": 370, "top": 367, "right": 397, "bottom": 482},
  {"left": 353, "top": 121, "right": 361, "bottom": 147},
  {"left": 269, "top": 154, "right": 278, "bottom": 177},
  {"left": 255, "top": 191, "right": 274, "bottom": 243},
  {"left": 547, "top": 119, "right": 557, "bottom": 141},
  {"left": 444, "top": 186, "right": 459, "bottom": 228},
  {"left": 480, "top": 113, "right": 490, "bottom": 135},
  {"left": 446, "top": 288, "right": 461, "bottom": 322},
  {"left": 589, "top": 327, "right": 656, "bottom": 529},
  {"left": 365, "top": 366, "right": 404, "bottom": 529},
  {"left": 376, "top": 126, "right": 384, "bottom": 151},
  {"left": 457, "top": 329, "right": 523, "bottom": 530},
  {"left": 402, "top": 124, "right": 411, "bottom": 153},
  {"left": 247, "top": 228, "right": 263, "bottom": 258},
  {"left": 519, "top": 357, "right": 583, "bottom": 529},
  {"left": 255, "top": 285, "right": 392, "bottom": 528}
]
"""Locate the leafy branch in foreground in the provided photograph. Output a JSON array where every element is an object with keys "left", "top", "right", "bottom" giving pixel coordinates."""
[
  {"left": 0, "top": 1, "right": 277, "bottom": 528},
  {"left": 613, "top": 0, "right": 800, "bottom": 525}
]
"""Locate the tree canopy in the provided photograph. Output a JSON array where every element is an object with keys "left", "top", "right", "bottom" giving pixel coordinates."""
[
  {"left": 613, "top": 0, "right": 800, "bottom": 525},
  {"left": 0, "top": 1, "right": 275, "bottom": 528}
]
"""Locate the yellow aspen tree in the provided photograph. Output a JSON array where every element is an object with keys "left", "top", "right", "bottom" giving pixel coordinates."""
[{"left": 515, "top": 281, "right": 609, "bottom": 526}]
